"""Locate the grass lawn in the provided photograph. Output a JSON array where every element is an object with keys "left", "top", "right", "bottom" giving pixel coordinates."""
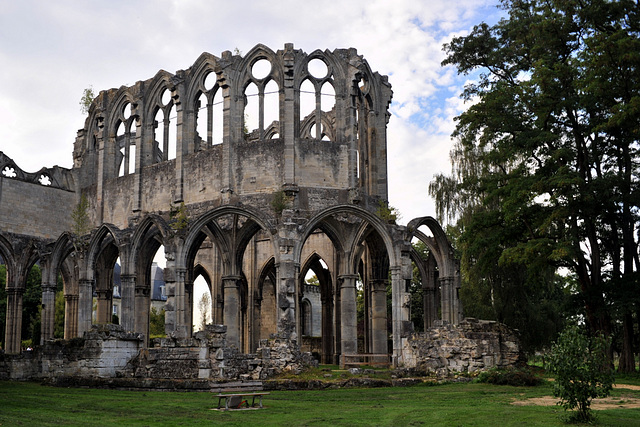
[{"left": 1, "top": 379, "right": 640, "bottom": 426}]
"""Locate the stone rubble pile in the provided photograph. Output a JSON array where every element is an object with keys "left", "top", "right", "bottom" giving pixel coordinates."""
[{"left": 402, "top": 318, "right": 521, "bottom": 377}]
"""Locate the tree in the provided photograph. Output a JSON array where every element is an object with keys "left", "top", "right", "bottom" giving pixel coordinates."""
[
  {"left": 547, "top": 324, "right": 613, "bottom": 423},
  {"left": 431, "top": 0, "right": 639, "bottom": 363},
  {"left": 22, "top": 265, "right": 42, "bottom": 346},
  {"left": 79, "top": 86, "right": 95, "bottom": 114},
  {"left": 197, "top": 293, "right": 211, "bottom": 332},
  {"left": 149, "top": 307, "right": 165, "bottom": 337}
]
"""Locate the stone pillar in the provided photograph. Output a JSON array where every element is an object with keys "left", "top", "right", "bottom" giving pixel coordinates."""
[
  {"left": 4, "top": 288, "right": 24, "bottom": 353},
  {"left": 439, "top": 276, "right": 453, "bottom": 324},
  {"left": 370, "top": 279, "right": 387, "bottom": 355},
  {"left": 64, "top": 294, "right": 79, "bottom": 338},
  {"left": 339, "top": 274, "right": 358, "bottom": 357},
  {"left": 321, "top": 293, "right": 333, "bottom": 364},
  {"left": 95, "top": 289, "right": 112, "bottom": 324},
  {"left": 40, "top": 282, "right": 57, "bottom": 343},
  {"left": 172, "top": 84, "right": 187, "bottom": 203},
  {"left": 222, "top": 275, "right": 241, "bottom": 348},
  {"left": 78, "top": 279, "right": 93, "bottom": 335},
  {"left": 134, "top": 279, "right": 150, "bottom": 341},
  {"left": 164, "top": 263, "right": 176, "bottom": 336},
  {"left": 175, "top": 268, "right": 188, "bottom": 336},
  {"left": 276, "top": 255, "right": 298, "bottom": 341},
  {"left": 120, "top": 274, "right": 136, "bottom": 332},
  {"left": 185, "top": 279, "right": 193, "bottom": 336},
  {"left": 282, "top": 43, "right": 296, "bottom": 185},
  {"left": 454, "top": 272, "right": 463, "bottom": 324},
  {"left": 390, "top": 265, "right": 410, "bottom": 365}
]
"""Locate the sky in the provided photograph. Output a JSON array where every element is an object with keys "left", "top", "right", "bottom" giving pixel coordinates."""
[{"left": 0, "top": 0, "right": 503, "bottom": 225}]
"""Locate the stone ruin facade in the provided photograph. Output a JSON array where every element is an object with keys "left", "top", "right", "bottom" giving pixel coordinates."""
[{"left": 0, "top": 43, "right": 517, "bottom": 382}]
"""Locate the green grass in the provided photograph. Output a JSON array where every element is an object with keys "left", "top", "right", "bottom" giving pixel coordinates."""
[{"left": 1, "top": 380, "right": 639, "bottom": 426}]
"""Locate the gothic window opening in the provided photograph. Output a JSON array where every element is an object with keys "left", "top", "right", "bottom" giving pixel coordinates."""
[{"left": 196, "top": 73, "right": 223, "bottom": 148}]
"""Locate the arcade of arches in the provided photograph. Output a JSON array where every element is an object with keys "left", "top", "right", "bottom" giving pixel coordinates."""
[{"left": 0, "top": 44, "right": 463, "bottom": 369}]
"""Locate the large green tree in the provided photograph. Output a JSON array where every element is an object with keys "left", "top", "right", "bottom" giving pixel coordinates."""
[{"left": 431, "top": 0, "right": 639, "bottom": 367}]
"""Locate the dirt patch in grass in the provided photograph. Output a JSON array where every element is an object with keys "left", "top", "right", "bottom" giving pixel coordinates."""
[{"left": 512, "top": 384, "right": 640, "bottom": 410}]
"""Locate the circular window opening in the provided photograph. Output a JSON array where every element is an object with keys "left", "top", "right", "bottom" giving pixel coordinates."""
[
  {"left": 161, "top": 88, "right": 172, "bottom": 106},
  {"left": 308, "top": 58, "right": 328, "bottom": 79},
  {"left": 252, "top": 59, "right": 271, "bottom": 80},
  {"left": 203, "top": 72, "right": 216, "bottom": 91}
]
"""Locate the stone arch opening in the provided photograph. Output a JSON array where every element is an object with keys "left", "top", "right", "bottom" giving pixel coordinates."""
[
  {"left": 407, "top": 217, "right": 462, "bottom": 325},
  {"left": 252, "top": 257, "right": 277, "bottom": 351},
  {"left": 298, "top": 205, "right": 400, "bottom": 364},
  {"left": 130, "top": 216, "right": 172, "bottom": 342},
  {"left": 193, "top": 263, "right": 213, "bottom": 332},
  {"left": 298, "top": 249, "right": 334, "bottom": 363},
  {"left": 46, "top": 233, "right": 79, "bottom": 341},
  {"left": 182, "top": 207, "right": 275, "bottom": 351}
]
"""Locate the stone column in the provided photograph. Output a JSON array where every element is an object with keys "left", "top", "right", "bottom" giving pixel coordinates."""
[
  {"left": 40, "top": 282, "right": 57, "bottom": 343},
  {"left": 4, "top": 288, "right": 24, "bottom": 353},
  {"left": 390, "top": 265, "right": 410, "bottom": 366},
  {"left": 185, "top": 279, "right": 193, "bottom": 336},
  {"left": 64, "top": 294, "right": 79, "bottom": 338},
  {"left": 120, "top": 274, "right": 136, "bottom": 332},
  {"left": 339, "top": 274, "right": 358, "bottom": 357},
  {"left": 173, "top": 83, "right": 185, "bottom": 203},
  {"left": 276, "top": 255, "right": 298, "bottom": 341},
  {"left": 222, "top": 275, "right": 241, "bottom": 348},
  {"left": 282, "top": 43, "right": 296, "bottom": 185},
  {"left": 175, "top": 268, "right": 188, "bottom": 336},
  {"left": 95, "top": 289, "right": 112, "bottom": 324},
  {"left": 439, "top": 276, "right": 453, "bottom": 324},
  {"left": 370, "top": 279, "right": 387, "bottom": 355},
  {"left": 163, "top": 262, "right": 176, "bottom": 336},
  {"left": 134, "top": 279, "right": 150, "bottom": 341},
  {"left": 78, "top": 279, "right": 93, "bottom": 335},
  {"left": 321, "top": 293, "right": 333, "bottom": 364}
]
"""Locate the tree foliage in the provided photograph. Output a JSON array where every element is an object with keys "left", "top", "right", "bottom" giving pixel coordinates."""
[
  {"left": 79, "top": 86, "right": 95, "bottom": 114},
  {"left": 196, "top": 292, "right": 211, "bottom": 332},
  {"left": 547, "top": 324, "right": 613, "bottom": 423},
  {"left": 431, "top": 0, "right": 640, "bottom": 360},
  {"left": 149, "top": 307, "right": 165, "bottom": 338}
]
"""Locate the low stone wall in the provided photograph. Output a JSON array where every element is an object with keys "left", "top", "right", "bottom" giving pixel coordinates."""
[
  {"left": 402, "top": 318, "right": 521, "bottom": 376},
  {"left": 0, "top": 324, "right": 144, "bottom": 380},
  {"left": 123, "top": 325, "right": 317, "bottom": 382},
  {"left": 0, "top": 324, "right": 316, "bottom": 385}
]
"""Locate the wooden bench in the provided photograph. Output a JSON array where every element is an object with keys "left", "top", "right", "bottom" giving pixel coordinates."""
[
  {"left": 211, "top": 381, "right": 269, "bottom": 410},
  {"left": 340, "top": 353, "right": 390, "bottom": 369}
]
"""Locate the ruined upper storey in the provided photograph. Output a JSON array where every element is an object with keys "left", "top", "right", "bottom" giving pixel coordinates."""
[{"left": 73, "top": 44, "right": 393, "bottom": 226}]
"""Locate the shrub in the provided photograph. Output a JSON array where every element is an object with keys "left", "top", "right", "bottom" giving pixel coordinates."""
[
  {"left": 547, "top": 325, "right": 614, "bottom": 423},
  {"left": 475, "top": 367, "right": 542, "bottom": 387}
]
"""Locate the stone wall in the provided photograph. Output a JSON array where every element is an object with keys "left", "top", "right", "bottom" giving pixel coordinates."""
[
  {"left": 0, "top": 323, "right": 316, "bottom": 384},
  {"left": 402, "top": 318, "right": 522, "bottom": 376},
  {"left": 0, "top": 324, "right": 143, "bottom": 380},
  {"left": 124, "top": 325, "right": 317, "bottom": 381},
  {"left": 0, "top": 177, "right": 75, "bottom": 239}
]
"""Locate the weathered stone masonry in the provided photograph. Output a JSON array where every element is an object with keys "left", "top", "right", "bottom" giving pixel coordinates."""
[{"left": 0, "top": 43, "right": 515, "bottom": 382}]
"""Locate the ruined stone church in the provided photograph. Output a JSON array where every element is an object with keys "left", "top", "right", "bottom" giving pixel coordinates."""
[{"left": 1, "top": 44, "right": 518, "bottom": 382}]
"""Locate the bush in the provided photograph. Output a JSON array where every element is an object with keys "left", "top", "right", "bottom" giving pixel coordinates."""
[
  {"left": 475, "top": 367, "right": 543, "bottom": 387},
  {"left": 547, "top": 325, "right": 614, "bottom": 423}
]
